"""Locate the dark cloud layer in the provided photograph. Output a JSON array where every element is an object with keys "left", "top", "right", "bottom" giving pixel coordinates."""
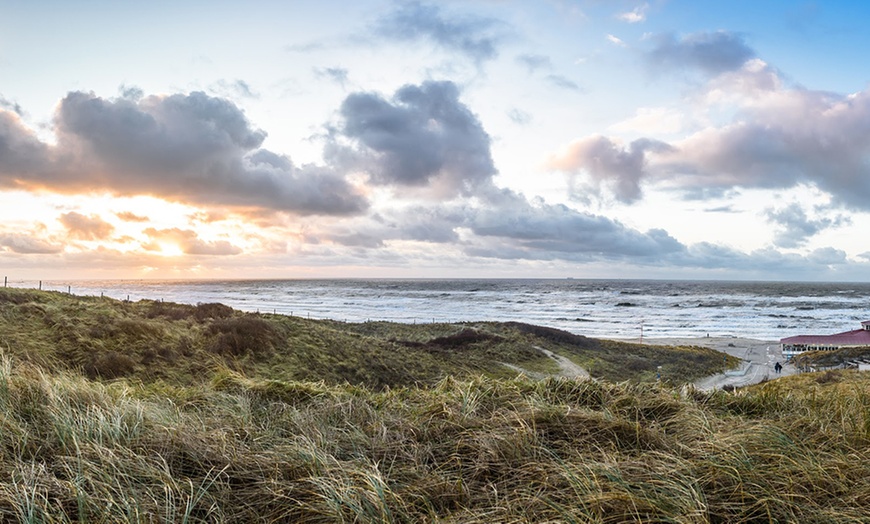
[
  {"left": 645, "top": 31, "right": 755, "bottom": 75},
  {"left": 0, "top": 91, "right": 367, "bottom": 216},
  {"left": 374, "top": 2, "right": 506, "bottom": 64},
  {"left": 333, "top": 80, "right": 497, "bottom": 196},
  {"left": 464, "top": 188, "right": 685, "bottom": 260},
  {"left": 0, "top": 111, "right": 52, "bottom": 176}
]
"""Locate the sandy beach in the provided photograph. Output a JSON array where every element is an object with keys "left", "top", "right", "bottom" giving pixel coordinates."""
[{"left": 636, "top": 336, "right": 796, "bottom": 390}]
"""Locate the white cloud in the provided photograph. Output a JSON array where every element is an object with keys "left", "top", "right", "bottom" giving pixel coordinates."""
[
  {"left": 617, "top": 3, "right": 648, "bottom": 23},
  {"left": 606, "top": 34, "right": 627, "bottom": 47}
]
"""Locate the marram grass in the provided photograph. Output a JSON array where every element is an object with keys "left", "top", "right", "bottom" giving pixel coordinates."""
[{"left": 3, "top": 351, "right": 870, "bottom": 522}]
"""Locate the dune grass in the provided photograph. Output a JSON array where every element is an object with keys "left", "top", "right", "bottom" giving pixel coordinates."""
[
  {"left": 0, "top": 287, "right": 736, "bottom": 387},
  {"left": 2, "top": 353, "right": 870, "bottom": 522},
  {"left": 3, "top": 286, "right": 807, "bottom": 522}
]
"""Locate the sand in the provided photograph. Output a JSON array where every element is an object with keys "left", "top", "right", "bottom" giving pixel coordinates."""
[{"left": 642, "top": 336, "right": 795, "bottom": 390}]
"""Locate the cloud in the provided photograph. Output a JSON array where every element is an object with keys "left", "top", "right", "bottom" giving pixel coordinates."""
[
  {"left": 0, "top": 91, "right": 368, "bottom": 216},
  {"left": 0, "top": 95, "right": 24, "bottom": 116},
  {"left": 314, "top": 67, "right": 350, "bottom": 87},
  {"left": 208, "top": 79, "right": 259, "bottom": 100},
  {"left": 0, "top": 111, "right": 53, "bottom": 177},
  {"left": 765, "top": 203, "right": 850, "bottom": 248},
  {"left": 507, "top": 108, "right": 532, "bottom": 125},
  {"left": 285, "top": 41, "right": 326, "bottom": 53},
  {"left": 606, "top": 34, "right": 627, "bottom": 47},
  {"left": 546, "top": 135, "right": 673, "bottom": 203},
  {"left": 374, "top": 1, "right": 507, "bottom": 64},
  {"left": 617, "top": 3, "right": 648, "bottom": 23},
  {"left": 551, "top": 62, "right": 870, "bottom": 212},
  {"left": 644, "top": 31, "right": 755, "bottom": 76},
  {"left": 807, "top": 246, "right": 847, "bottom": 265},
  {"left": 143, "top": 228, "right": 242, "bottom": 255},
  {"left": 515, "top": 55, "right": 580, "bottom": 91},
  {"left": 116, "top": 211, "right": 149, "bottom": 222},
  {"left": 59, "top": 212, "right": 114, "bottom": 240},
  {"left": 516, "top": 54, "right": 551, "bottom": 74},
  {"left": 361, "top": 205, "right": 465, "bottom": 245},
  {"left": 57, "top": 90, "right": 266, "bottom": 170},
  {"left": 330, "top": 80, "right": 497, "bottom": 197},
  {"left": 545, "top": 74, "right": 582, "bottom": 91},
  {"left": 465, "top": 191, "right": 685, "bottom": 260},
  {"left": 322, "top": 188, "right": 688, "bottom": 265},
  {"left": 0, "top": 233, "right": 63, "bottom": 254},
  {"left": 651, "top": 87, "right": 870, "bottom": 209},
  {"left": 704, "top": 205, "right": 738, "bottom": 213}
]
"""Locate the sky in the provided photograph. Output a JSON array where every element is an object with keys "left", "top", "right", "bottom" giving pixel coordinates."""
[{"left": 2, "top": 0, "right": 870, "bottom": 281}]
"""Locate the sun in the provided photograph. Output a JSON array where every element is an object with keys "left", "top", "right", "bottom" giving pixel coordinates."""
[{"left": 157, "top": 243, "right": 184, "bottom": 257}]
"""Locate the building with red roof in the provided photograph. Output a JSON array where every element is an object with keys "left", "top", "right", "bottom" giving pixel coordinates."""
[{"left": 780, "top": 321, "right": 870, "bottom": 358}]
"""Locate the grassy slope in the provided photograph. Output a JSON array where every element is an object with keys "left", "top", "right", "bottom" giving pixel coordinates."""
[
  {"left": 6, "top": 287, "right": 806, "bottom": 522},
  {"left": 0, "top": 287, "right": 737, "bottom": 387},
  {"left": 2, "top": 355, "right": 870, "bottom": 522}
]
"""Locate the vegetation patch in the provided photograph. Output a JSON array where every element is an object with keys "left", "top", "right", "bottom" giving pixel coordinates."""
[
  {"left": 0, "top": 356, "right": 868, "bottom": 522},
  {"left": 0, "top": 287, "right": 737, "bottom": 388},
  {"left": 793, "top": 345, "right": 870, "bottom": 369}
]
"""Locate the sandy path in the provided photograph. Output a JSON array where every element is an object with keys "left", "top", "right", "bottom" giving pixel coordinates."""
[
  {"left": 535, "top": 346, "right": 590, "bottom": 379},
  {"left": 501, "top": 346, "right": 590, "bottom": 380},
  {"left": 503, "top": 337, "right": 793, "bottom": 389},
  {"left": 641, "top": 336, "right": 796, "bottom": 390}
]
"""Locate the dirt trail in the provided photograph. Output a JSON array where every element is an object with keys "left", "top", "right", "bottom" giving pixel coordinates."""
[{"left": 501, "top": 346, "right": 590, "bottom": 380}]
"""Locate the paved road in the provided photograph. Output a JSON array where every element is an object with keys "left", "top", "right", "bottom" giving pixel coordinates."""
[{"left": 690, "top": 338, "right": 797, "bottom": 391}]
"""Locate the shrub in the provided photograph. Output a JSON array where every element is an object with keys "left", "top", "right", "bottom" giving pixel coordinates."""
[
  {"left": 429, "top": 328, "right": 501, "bottom": 348},
  {"left": 194, "top": 302, "right": 234, "bottom": 321},
  {"left": 206, "top": 316, "right": 275, "bottom": 357},
  {"left": 85, "top": 351, "right": 136, "bottom": 379},
  {"left": 145, "top": 300, "right": 195, "bottom": 321},
  {"left": 505, "top": 321, "right": 597, "bottom": 348}
]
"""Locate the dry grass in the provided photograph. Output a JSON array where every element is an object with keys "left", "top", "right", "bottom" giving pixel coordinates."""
[
  {"left": 0, "top": 287, "right": 796, "bottom": 522},
  {"left": 0, "top": 287, "right": 735, "bottom": 388},
  {"left": 1, "top": 351, "right": 870, "bottom": 522}
]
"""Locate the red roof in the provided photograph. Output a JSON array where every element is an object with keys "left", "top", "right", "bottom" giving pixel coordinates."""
[{"left": 781, "top": 328, "right": 870, "bottom": 346}]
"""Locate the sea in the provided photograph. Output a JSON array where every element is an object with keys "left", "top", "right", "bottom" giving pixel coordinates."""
[{"left": 10, "top": 278, "right": 870, "bottom": 341}]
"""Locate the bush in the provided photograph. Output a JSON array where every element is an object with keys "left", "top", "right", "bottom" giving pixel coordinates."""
[
  {"left": 85, "top": 351, "right": 136, "bottom": 379},
  {"left": 206, "top": 316, "right": 276, "bottom": 357},
  {"left": 145, "top": 300, "right": 195, "bottom": 321},
  {"left": 194, "top": 302, "right": 234, "bottom": 321},
  {"left": 429, "top": 328, "right": 501, "bottom": 348}
]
